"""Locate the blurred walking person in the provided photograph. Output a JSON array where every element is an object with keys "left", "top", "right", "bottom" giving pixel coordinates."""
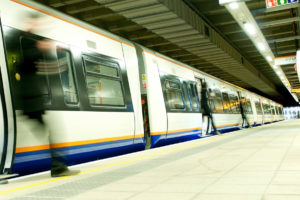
[
  {"left": 201, "top": 82, "right": 221, "bottom": 135},
  {"left": 237, "top": 92, "right": 252, "bottom": 128},
  {"left": 16, "top": 13, "right": 79, "bottom": 178}
]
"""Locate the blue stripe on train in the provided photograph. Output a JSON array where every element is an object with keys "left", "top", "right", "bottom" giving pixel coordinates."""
[
  {"left": 151, "top": 129, "right": 202, "bottom": 148},
  {"left": 13, "top": 138, "right": 145, "bottom": 176},
  {"left": 218, "top": 125, "right": 240, "bottom": 132},
  {"left": 12, "top": 123, "right": 252, "bottom": 176},
  {"left": 151, "top": 124, "right": 244, "bottom": 148}
]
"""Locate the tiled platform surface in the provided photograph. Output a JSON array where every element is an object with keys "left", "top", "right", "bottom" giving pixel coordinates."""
[{"left": 1, "top": 119, "right": 300, "bottom": 200}]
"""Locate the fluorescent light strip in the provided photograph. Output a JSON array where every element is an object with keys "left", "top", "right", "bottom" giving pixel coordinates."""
[
  {"left": 224, "top": 2, "right": 296, "bottom": 102},
  {"left": 229, "top": 2, "right": 239, "bottom": 9},
  {"left": 244, "top": 23, "right": 256, "bottom": 35},
  {"left": 257, "top": 43, "right": 265, "bottom": 51}
]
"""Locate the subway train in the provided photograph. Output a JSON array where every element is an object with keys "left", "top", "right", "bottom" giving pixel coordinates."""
[{"left": 0, "top": 0, "right": 284, "bottom": 176}]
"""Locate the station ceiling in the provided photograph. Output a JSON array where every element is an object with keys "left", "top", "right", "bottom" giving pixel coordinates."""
[{"left": 33, "top": 0, "right": 300, "bottom": 106}]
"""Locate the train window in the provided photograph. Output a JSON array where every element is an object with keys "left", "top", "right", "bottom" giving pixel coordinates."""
[
  {"left": 83, "top": 59, "right": 125, "bottom": 106},
  {"left": 20, "top": 37, "right": 51, "bottom": 104},
  {"left": 212, "top": 89, "right": 223, "bottom": 113},
  {"left": 262, "top": 104, "right": 266, "bottom": 114},
  {"left": 269, "top": 104, "right": 274, "bottom": 115},
  {"left": 269, "top": 105, "right": 272, "bottom": 114},
  {"left": 275, "top": 106, "right": 279, "bottom": 115},
  {"left": 272, "top": 106, "right": 276, "bottom": 115},
  {"left": 189, "top": 83, "right": 199, "bottom": 111},
  {"left": 263, "top": 103, "right": 270, "bottom": 114},
  {"left": 57, "top": 50, "right": 78, "bottom": 104},
  {"left": 194, "top": 83, "right": 201, "bottom": 109},
  {"left": 168, "top": 81, "right": 180, "bottom": 89},
  {"left": 182, "top": 82, "right": 192, "bottom": 111},
  {"left": 222, "top": 92, "right": 232, "bottom": 113},
  {"left": 165, "top": 80, "right": 184, "bottom": 110},
  {"left": 279, "top": 107, "right": 282, "bottom": 115},
  {"left": 85, "top": 62, "right": 118, "bottom": 77},
  {"left": 255, "top": 102, "right": 262, "bottom": 115}
]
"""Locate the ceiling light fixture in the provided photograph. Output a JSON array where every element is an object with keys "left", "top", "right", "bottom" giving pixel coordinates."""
[
  {"left": 243, "top": 22, "right": 256, "bottom": 35},
  {"left": 229, "top": 2, "right": 239, "bottom": 9},
  {"left": 257, "top": 43, "right": 265, "bottom": 51}
]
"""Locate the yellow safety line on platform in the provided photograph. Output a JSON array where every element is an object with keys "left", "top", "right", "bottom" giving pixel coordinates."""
[{"left": 0, "top": 124, "right": 269, "bottom": 196}]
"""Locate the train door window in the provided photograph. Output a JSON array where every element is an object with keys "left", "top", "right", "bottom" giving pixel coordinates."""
[
  {"left": 241, "top": 97, "right": 247, "bottom": 113},
  {"left": 208, "top": 88, "right": 216, "bottom": 112},
  {"left": 246, "top": 99, "right": 253, "bottom": 114},
  {"left": 213, "top": 89, "right": 223, "bottom": 113},
  {"left": 263, "top": 104, "right": 269, "bottom": 114},
  {"left": 189, "top": 83, "right": 199, "bottom": 111},
  {"left": 56, "top": 50, "right": 78, "bottom": 104},
  {"left": 255, "top": 102, "right": 262, "bottom": 115},
  {"left": 278, "top": 107, "right": 282, "bottom": 115},
  {"left": 234, "top": 95, "right": 241, "bottom": 112},
  {"left": 269, "top": 104, "right": 273, "bottom": 115},
  {"left": 83, "top": 58, "right": 125, "bottom": 106},
  {"left": 272, "top": 106, "right": 276, "bottom": 115},
  {"left": 182, "top": 82, "right": 192, "bottom": 111},
  {"left": 229, "top": 94, "right": 239, "bottom": 113},
  {"left": 222, "top": 92, "right": 232, "bottom": 113},
  {"left": 165, "top": 80, "right": 184, "bottom": 110},
  {"left": 20, "top": 37, "right": 51, "bottom": 104},
  {"left": 270, "top": 106, "right": 273, "bottom": 115},
  {"left": 280, "top": 107, "right": 283, "bottom": 115},
  {"left": 195, "top": 78, "right": 202, "bottom": 103},
  {"left": 263, "top": 104, "right": 267, "bottom": 114}
]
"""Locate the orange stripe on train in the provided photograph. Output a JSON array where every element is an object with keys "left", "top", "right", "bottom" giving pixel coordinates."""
[{"left": 16, "top": 134, "right": 144, "bottom": 153}]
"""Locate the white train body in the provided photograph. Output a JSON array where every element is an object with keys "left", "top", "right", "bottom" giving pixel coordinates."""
[{"left": 0, "top": 0, "right": 284, "bottom": 175}]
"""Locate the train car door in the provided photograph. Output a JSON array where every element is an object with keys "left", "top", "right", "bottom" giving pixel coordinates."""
[{"left": 0, "top": 15, "right": 16, "bottom": 177}]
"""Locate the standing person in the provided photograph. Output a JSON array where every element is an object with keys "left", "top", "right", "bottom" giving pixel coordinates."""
[
  {"left": 238, "top": 93, "right": 252, "bottom": 128},
  {"left": 201, "top": 82, "right": 221, "bottom": 135},
  {"left": 16, "top": 13, "right": 79, "bottom": 178}
]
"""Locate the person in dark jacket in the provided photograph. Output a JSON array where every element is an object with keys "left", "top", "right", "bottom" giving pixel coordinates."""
[
  {"left": 238, "top": 95, "right": 252, "bottom": 128},
  {"left": 201, "top": 82, "right": 221, "bottom": 135},
  {"left": 17, "top": 13, "right": 79, "bottom": 178}
]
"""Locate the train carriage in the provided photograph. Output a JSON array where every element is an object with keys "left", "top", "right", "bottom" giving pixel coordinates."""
[
  {"left": 1, "top": 0, "right": 145, "bottom": 175},
  {"left": 0, "top": 0, "right": 284, "bottom": 176}
]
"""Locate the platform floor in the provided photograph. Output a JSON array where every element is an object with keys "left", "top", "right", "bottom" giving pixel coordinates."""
[{"left": 1, "top": 119, "right": 300, "bottom": 200}]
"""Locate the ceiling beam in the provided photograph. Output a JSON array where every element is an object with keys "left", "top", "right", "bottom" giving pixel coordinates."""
[
  {"left": 83, "top": 12, "right": 117, "bottom": 21},
  {"left": 251, "top": 2, "right": 300, "bottom": 15},
  {"left": 49, "top": 0, "right": 85, "bottom": 7},
  {"left": 259, "top": 17, "right": 300, "bottom": 28},
  {"left": 268, "top": 35, "right": 300, "bottom": 43},
  {"left": 276, "top": 49, "right": 297, "bottom": 55}
]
